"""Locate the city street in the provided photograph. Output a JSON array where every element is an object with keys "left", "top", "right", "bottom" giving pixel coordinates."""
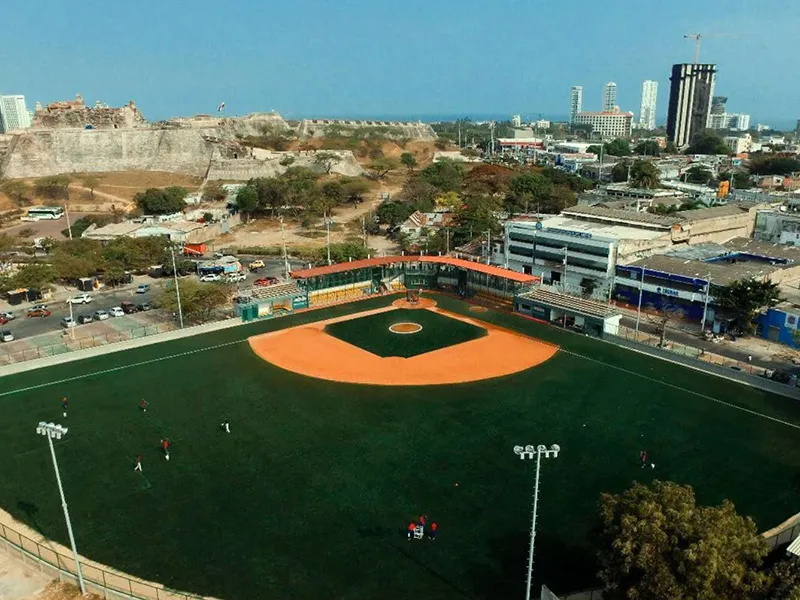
[{"left": 0, "top": 256, "right": 304, "bottom": 343}]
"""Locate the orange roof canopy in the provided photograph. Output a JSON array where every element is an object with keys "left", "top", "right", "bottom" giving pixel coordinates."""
[{"left": 290, "top": 255, "right": 538, "bottom": 283}]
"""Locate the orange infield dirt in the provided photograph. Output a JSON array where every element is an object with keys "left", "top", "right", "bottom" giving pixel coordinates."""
[{"left": 248, "top": 300, "right": 559, "bottom": 386}]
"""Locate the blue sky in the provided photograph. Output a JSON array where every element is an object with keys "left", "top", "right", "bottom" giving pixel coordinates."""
[{"left": 2, "top": 0, "right": 798, "bottom": 127}]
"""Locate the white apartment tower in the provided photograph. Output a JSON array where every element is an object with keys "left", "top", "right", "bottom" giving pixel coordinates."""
[
  {"left": 639, "top": 80, "right": 658, "bottom": 130},
  {"left": 0, "top": 95, "right": 31, "bottom": 133},
  {"left": 603, "top": 82, "right": 617, "bottom": 112},
  {"left": 570, "top": 86, "right": 583, "bottom": 124}
]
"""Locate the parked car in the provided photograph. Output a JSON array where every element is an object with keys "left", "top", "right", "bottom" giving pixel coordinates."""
[
  {"left": 226, "top": 272, "right": 247, "bottom": 283},
  {"left": 213, "top": 251, "right": 225, "bottom": 259},
  {"left": 136, "top": 302, "right": 152, "bottom": 312},
  {"left": 0, "top": 316, "right": 8, "bottom": 326},
  {"left": 77, "top": 314, "right": 94, "bottom": 324},
  {"left": 61, "top": 316, "right": 77, "bottom": 328},
  {"left": 67, "top": 293, "right": 93, "bottom": 305},
  {"left": 121, "top": 301, "right": 137, "bottom": 314},
  {"left": 248, "top": 260, "right": 265, "bottom": 271},
  {"left": 0, "top": 311, "right": 15, "bottom": 321},
  {"left": 109, "top": 306, "right": 125, "bottom": 317},
  {"left": 200, "top": 273, "right": 222, "bottom": 282},
  {"left": 93, "top": 309, "right": 110, "bottom": 321},
  {"left": 136, "top": 284, "right": 151, "bottom": 294},
  {"left": 0, "top": 330, "right": 14, "bottom": 342},
  {"left": 27, "top": 307, "right": 52, "bottom": 318},
  {"left": 254, "top": 277, "right": 279, "bottom": 287}
]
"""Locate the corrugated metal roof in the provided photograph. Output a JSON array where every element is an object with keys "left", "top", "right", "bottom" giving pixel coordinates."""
[
  {"left": 787, "top": 534, "right": 800, "bottom": 557},
  {"left": 290, "top": 256, "right": 538, "bottom": 283},
  {"left": 518, "top": 287, "right": 622, "bottom": 319}
]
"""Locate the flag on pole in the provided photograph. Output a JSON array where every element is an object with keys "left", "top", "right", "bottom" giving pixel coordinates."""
[{"left": 217, "top": 102, "right": 226, "bottom": 112}]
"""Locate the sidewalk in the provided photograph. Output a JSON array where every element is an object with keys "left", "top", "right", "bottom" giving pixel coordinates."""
[{"left": 616, "top": 305, "right": 800, "bottom": 373}]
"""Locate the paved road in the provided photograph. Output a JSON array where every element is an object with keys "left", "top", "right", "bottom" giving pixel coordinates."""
[
  {"left": 1, "top": 257, "right": 304, "bottom": 342},
  {"left": 619, "top": 315, "right": 800, "bottom": 374}
]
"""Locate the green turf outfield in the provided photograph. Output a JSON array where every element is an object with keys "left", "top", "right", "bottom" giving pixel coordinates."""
[
  {"left": 324, "top": 307, "right": 486, "bottom": 357},
  {"left": 2, "top": 293, "right": 800, "bottom": 600}
]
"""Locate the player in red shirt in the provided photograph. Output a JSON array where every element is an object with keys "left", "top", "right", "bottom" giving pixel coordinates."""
[
  {"left": 640, "top": 450, "right": 648, "bottom": 467},
  {"left": 139, "top": 399, "right": 149, "bottom": 412},
  {"left": 161, "top": 438, "right": 171, "bottom": 461},
  {"left": 429, "top": 522, "right": 437, "bottom": 540},
  {"left": 407, "top": 522, "right": 416, "bottom": 540},
  {"left": 418, "top": 515, "right": 426, "bottom": 527}
]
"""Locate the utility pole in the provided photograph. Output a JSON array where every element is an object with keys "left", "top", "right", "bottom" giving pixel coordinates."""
[
  {"left": 280, "top": 216, "right": 290, "bottom": 279},
  {"left": 457, "top": 120, "right": 462, "bottom": 148},
  {"left": 445, "top": 228, "right": 450, "bottom": 255},
  {"left": 169, "top": 246, "right": 184, "bottom": 329},
  {"left": 635, "top": 264, "right": 645, "bottom": 339},
  {"left": 361, "top": 216, "right": 367, "bottom": 249},
  {"left": 64, "top": 204, "right": 73, "bottom": 240},
  {"left": 701, "top": 274, "right": 712, "bottom": 332},
  {"left": 562, "top": 246, "right": 569, "bottom": 290},
  {"left": 486, "top": 229, "right": 492, "bottom": 265},
  {"left": 325, "top": 212, "right": 332, "bottom": 266}
]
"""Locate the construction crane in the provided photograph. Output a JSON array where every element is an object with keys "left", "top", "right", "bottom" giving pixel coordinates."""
[{"left": 683, "top": 32, "right": 743, "bottom": 64}]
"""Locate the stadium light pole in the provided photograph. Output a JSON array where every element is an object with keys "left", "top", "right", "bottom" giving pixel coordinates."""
[
  {"left": 514, "top": 443, "right": 560, "bottom": 600},
  {"left": 36, "top": 422, "right": 86, "bottom": 596},
  {"left": 168, "top": 245, "right": 184, "bottom": 329},
  {"left": 700, "top": 273, "right": 711, "bottom": 333}
]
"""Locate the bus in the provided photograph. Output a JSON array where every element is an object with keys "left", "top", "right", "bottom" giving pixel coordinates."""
[{"left": 23, "top": 206, "right": 65, "bottom": 221}]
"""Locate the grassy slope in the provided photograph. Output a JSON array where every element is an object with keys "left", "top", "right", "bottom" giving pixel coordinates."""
[{"left": 1, "top": 294, "right": 800, "bottom": 600}]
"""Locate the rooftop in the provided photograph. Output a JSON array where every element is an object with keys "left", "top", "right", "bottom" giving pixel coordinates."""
[
  {"left": 509, "top": 215, "right": 668, "bottom": 241},
  {"left": 518, "top": 287, "right": 622, "bottom": 319},
  {"left": 290, "top": 255, "right": 538, "bottom": 283}
]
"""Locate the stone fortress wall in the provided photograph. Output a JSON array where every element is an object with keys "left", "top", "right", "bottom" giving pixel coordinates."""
[
  {"left": 0, "top": 97, "right": 410, "bottom": 180},
  {"left": 297, "top": 118, "right": 437, "bottom": 141}
]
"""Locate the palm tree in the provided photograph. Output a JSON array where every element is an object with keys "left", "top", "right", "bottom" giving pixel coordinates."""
[{"left": 629, "top": 160, "right": 660, "bottom": 189}]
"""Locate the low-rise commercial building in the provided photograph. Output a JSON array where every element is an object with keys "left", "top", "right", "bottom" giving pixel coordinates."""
[{"left": 574, "top": 110, "right": 633, "bottom": 138}]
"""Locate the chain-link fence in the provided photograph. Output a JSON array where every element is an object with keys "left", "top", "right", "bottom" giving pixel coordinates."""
[
  {"left": 0, "top": 521, "right": 203, "bottom": 600},
  {"left": 0, "top": 322, "right": 177, "bottom": 366}
]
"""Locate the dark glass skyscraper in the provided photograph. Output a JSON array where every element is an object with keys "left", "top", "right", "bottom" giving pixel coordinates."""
[{"left": 666, "top": 63, "right": 717, "bottom": 148}]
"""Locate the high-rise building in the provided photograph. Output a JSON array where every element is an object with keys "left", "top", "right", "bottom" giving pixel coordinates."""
[
  {"left": 638, "top": 80, "right": 658, "bottom": 130},
  {"left": 666, "top": 63, "right": 717, "bottom": 148},
  {"left": 708, "top": 112, "right": 750, "bottom": 131},
  {"left": 603, "top": 82, "right": 617, "bottom": 112},
  {"left": 511, "top": 114, "right": 522, "bottom": 128},
  {"left": 710, "top": 96, "right": 727, "bottom": 115},
  {"left": 574, "top": 109, "right": 633, "bottom": 138},
  {"left": 570, "top": 86, "right": 583, "bottom": 124},
  {"left": 0, "top": 95, "right": 31, "bottom": 133}
]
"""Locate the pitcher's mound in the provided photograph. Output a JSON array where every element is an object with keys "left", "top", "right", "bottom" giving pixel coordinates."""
[{"left": 389, "top": 323, "right": 423, "bottom": 334}]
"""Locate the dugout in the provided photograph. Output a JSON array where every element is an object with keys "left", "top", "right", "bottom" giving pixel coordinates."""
[
  {"left": 515, "top": 286, "right": 622, "bottom": 338},
  {"left": 235, "top": 281, "right": 307, "bottom": 321},
  {"left": 290, "top": 256, "right": 538, "bottom": 307}
]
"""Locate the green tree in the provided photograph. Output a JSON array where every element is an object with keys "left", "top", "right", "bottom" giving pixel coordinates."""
[
  {"left": 12, "top": 264, "right": 55, "bottom": 290},
  {"left": 340, "top": 177, "right": 371, "bottom": 208},
  {"left": 629, "top": 159, "right": 661, "bottom": 189},
  {"left": 598, "top": 480, "right": 769, "bottom": 600},
  {"left": 400, "top": 152, "right": 418, "bottom": 172},
  {"left": 547, "top": 185, "right": 577, "bottom": 212},
  {"left": 279, "top": 155, "right": 295, "bottom": 167},
  {"left": 235, "top": 186, "right": 259, "bottom": 220},
  {"left": 634, "top": 140, "right": 662, "bottom": 156},
  {"left": 685, "top": 130, "right": 729, "bottom": 155},
  {"left": 314, "top": 152, "right": 340, "bottom": 174},
  {"left": 201, "top": 181, "right": 227, "bottom": 203},
  {"left": 376, "top": 200, "right": 414, "bottom": 228},
  {"left": 586, "top": 144, "right": 603, "bottom": 155},
  {"left": 452, "top": 193, "right": 502, "bottom": 245},
  {"left": 604, "top": 138, "right": 632, "bottom": 157},
  {"left": 766, "top": 558, "right": 800, "bottom": 600},
  {"left": 34, "top": 175, "right": 71, "bottom": 200},
  {"left": 435, "top": 191, "right": 462, "bottom": 212},
  {"left": 255, "top": 177, "right": 289, "bottom": 217},
  {"left": 714, "top": 278, "right": 783, "bottom": 333},
  {"left": 320, "top": 180, "right": 344, "bottom": 208},
  {"left": 368, "top": 156, "right": 400, "bottom": 179},
  {"left": 749, "top": 156, "right": 800, "bottom": 176},
  {"left": 419, "top": 159, "right": 465, "bottom": 192},
  {"left": 319, "top": 241, "right": 369, "bottom": 263},
  {"left": 39, "top": 237, "right": 57, "bottom": 255},
  {"left": 685, "top": 165, "right": 714, "bottom": 185},
  {"left": 81, "top": 175, "right": 101, "bottom": 199},
  {"left": 400, "top": 178, "right": 439, "bottom": 212},
  {"left": 507, "top": 172, "right": 553, "bottom": 215},
  {"left": 134, "top": 187, "right": 188, "bottom": 214},
  {"left": 665, "top": 141, "right": 678, "bottom": 154},
  {"left": 719, "top": 171, "right": 753, "bottom": 190},
  {"left": 3, "top": 181, "right": 32, "bottom": 205},
  {"left": 580, "top": 277, "right": 597, "bottom": 297},
  {"left": 158, "top": 278, "right": 233, "bottom": 323},
  {"left": 611, "top": 161, "right": 630, "bottom": 183}
]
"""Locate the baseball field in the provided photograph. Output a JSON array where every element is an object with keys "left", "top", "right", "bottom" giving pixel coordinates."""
[{"left": 2, "top": 292, "right": 800, "bottom": 600}]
